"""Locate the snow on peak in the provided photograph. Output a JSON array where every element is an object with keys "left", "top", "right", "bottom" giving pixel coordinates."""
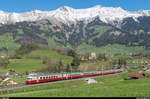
[
  {"left": 92, "top": 5, "right": 102, "bottom": 9},
  {"left": 0, "top": 5, "right": 149, "bottom": 25},
  {"left": 58, "top": 6, "right": 74, "bottom": 12},
  {"left": 32, "top": 10, "right": 43, "bottom": 13},
  {"left": 136, "top": 10, "right": 150, "bottom": 16},
  {"left": 0, "top": 10, "right": 5, "bottom": 14}
]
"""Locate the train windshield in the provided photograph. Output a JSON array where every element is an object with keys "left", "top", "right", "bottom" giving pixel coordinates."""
[{"left": 26, "top": 78, "right": 32, "bottom": 80}]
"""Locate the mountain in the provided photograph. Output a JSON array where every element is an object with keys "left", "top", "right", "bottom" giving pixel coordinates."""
[
  {"left": 0, "top": 5, "right": 150, "bottom": 54},
  {"left": 0, "top": 5, "right": 150, "bottom": 26}
]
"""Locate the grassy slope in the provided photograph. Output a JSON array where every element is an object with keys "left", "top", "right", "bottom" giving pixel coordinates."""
[
  {"left": 127, "top": 57, "right": 150, "bottom": 66},
  {"left": 88, "top": 25, "right": 112, "bottom": 43},
  {"left": 78, "top": 61, "right": 112, "bottom": 71},
  {"left": 25, "top": 49, "right": 73, "bottom": 66},
  {"left": 77, "top": 43, "right": 150, "bottom": 55},
  {"left": 0, "top": 49, "right": 73, "bottom": 74},
  {"left": 0, "top": 33, "right": 20, "bottom": 56},
  {"left": 2, "top": 70, "right": 150, "bottom": 97}
]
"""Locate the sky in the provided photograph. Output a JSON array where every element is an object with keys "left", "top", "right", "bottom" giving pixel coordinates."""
[{"left": 0, "top": 0, "right": 150, "bottom": 13}]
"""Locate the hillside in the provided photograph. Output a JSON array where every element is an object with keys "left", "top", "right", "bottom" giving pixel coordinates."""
[
  {"left": 0, "top": 49, "right": 73, "bottom": 74},
  {"left": 0, "top": 6, "right": 150, "bottom": 55},
  {"left": 77, "top": 44, "right": 150, "bottom": 55}
]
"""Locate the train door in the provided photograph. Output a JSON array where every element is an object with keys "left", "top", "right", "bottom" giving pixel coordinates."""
[
  {"left": 36, "top": 76, "right": 39, "bottom": 83},
  {"left": 61, "top": 73, "right": 64, "bottom": 80}
]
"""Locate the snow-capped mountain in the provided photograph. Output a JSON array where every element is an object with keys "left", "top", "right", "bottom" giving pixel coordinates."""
[
  {"left": 0, "top": 5, "right": 150, "bottom": 26},
  {"left": 1, "top": 5, "right": 150, "bottom": 50}
]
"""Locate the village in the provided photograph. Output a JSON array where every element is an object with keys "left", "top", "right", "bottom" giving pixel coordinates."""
[{"left": 0, "top": 51, "right": 150, "bottom": 87}]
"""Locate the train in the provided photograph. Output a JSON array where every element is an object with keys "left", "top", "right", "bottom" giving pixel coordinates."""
[{"left": 26, "top": 69, "right": 124, "bottom": 84}]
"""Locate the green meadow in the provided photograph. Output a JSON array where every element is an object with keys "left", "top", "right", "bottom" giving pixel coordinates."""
[
  {"left": 1, "top": 71, "right": 150, "bottom": 97},
  {"left": 0, "top": 49, "right": 73, "bottom": 74},
  {"left": 77, "top": 43, "right": 150, "bottom": 55}
]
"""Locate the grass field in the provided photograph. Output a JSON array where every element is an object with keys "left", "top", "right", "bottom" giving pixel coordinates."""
[
  {"left": 1, "top": 70, "right": 150, "bottom": 97},
  {"left": 0, "top": 49, "right": 73, "bottom": 74},
  {"left": 25, "top": 49, "right": 73, "bottom": 66},
  {"left": 77, "top": 44, "right": 150, "bottom": 55},
  {"left": 127, "top": 57, "right": 150, "bottom": 66},
  {"left": 79, "top": 61, "right": 112, "bottom": 71},
  {"left": 0, "top": 59, "right": 46, "bottom": 74},
  {"left": 9, "top": 75, "right": 27, "bottom": 84}
]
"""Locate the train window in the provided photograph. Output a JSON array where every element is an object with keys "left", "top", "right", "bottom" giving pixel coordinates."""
[
  {"left": 43, "top": 77, "right": 45, "bottom": 79},
  {"left": 46, "top": 77, "right": 48, "bottom": 79},
  {"left": 40, "top": 77, "right": 42, "bottom": 79},
  {"left": 27, "top": 78, "right": 32, "bottom": 80}
]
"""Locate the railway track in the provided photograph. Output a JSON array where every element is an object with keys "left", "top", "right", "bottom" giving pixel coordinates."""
[{"left": 0, "top": 70, "right": 127, "bottom": 91}]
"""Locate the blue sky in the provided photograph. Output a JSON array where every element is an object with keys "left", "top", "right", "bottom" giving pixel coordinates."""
[{"left": 0, "top": 0, "right": 149, "bottom": 13}]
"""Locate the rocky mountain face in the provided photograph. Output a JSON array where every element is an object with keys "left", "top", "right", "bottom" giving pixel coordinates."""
[{"left": 0, "top": 5, "right": 150, "bottom": 52}]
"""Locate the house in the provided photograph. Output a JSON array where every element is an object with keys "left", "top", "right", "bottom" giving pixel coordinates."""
[
  {"left": 0, "top": 77, "right": 4, "bottom": 83},
  {"left": 9, "top": 80, "right": 18, "bottom": 85},
  {"left": 2, "top": 71, "right": 9, "bottom": 77},
  {"left": 80, "top": 56, "right": 88, "bottom": 61},
  {"left": 0, "top": 56, "right": 5, "bottom": 58},
  {"left": 129, "top": 72, "right": 145, "bottom": 79},
  {"left": 89, "top": 52, "right": 97, "bottom": 60},
  {"left": 146, "top": 66, "right": 150, "bottom": 70},
  {"left": 1, "top": 77, "right": 18, "bottom": 85},
  {"left": 137, "top": 66, "right": 145, "bottom": 70},
  {"left": 143, "top": 66, "right": 150, "bottom": 72}
]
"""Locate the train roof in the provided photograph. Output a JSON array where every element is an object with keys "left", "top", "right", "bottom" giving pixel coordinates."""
[{"left": 28, "top": 69, "right": 122, "bottom": 77}]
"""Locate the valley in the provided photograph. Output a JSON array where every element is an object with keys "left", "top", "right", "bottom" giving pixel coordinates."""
[{"left": 0, "top": 4, "right": 150, "bottom": 97}]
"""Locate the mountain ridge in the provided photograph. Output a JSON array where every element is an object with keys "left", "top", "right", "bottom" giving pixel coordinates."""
[{"left": 0, "top": 5, "right": 150, "bottom": 27}]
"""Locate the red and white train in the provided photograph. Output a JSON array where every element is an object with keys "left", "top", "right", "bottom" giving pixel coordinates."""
[{"left": 26, "top": 69, "right": 124, "bottom": 84}]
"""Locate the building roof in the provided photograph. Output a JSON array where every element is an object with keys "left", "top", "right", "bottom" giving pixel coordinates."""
[
  {"left": 146, "top": 66, "right": 150, "bottom": 69},
  {"left": 129, "top": 72, "right": 145, "bottom": 78}
]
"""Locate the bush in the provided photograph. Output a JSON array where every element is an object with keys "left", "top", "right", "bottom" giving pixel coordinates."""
[
  {"left": 71, "top": 56, "right": 80, "bottom": 66},
  {"left": 67, "top": 49, "right": 77, "bottom": 57},
  {"left": 26, "top": 71, "right": 29, "bottom": 75}
]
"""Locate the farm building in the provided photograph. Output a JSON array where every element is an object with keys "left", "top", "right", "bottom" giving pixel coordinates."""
[{"left": 129, "top": 72, "right": 145, "bottom": 79}]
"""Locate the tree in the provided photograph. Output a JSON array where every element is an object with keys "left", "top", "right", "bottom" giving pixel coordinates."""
[
  {"left": 71, "top": 56, "right": 80, "bottom": 72},
  {"left": 67, "top": 49, "right": 77, "bottom": 57},
  {"left": 14, "top": 44, "right": 40, "bottom": 59},
  {"left": 66, "top": 64, "right": 71, "bottom": 72},
  {"left": 57, "top": 59, "right": 64, "bottom": 73},
  {"left": 84, "top": 52, "right": 90, "bottom": 59},
  {"left": 118, "top": 57, "right": 127, "bottom": 70},
  {"left": 71, "top": 56, "right": 80, "bottom": 66},
  {"left": 97, "top": 53, "right": 107, "bottom": 61},
  {"left": 0, "top": 56, "right": 10, "bottom": 68},
  {"left": 42, "top": 56, "right": 52, "bottom": 65}
]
